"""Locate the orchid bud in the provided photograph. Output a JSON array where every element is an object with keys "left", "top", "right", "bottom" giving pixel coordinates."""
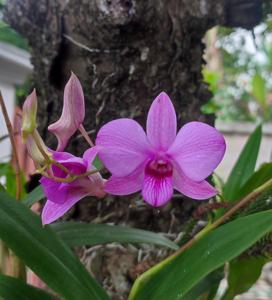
[
  {"left": 26, "top": 130, "right": 51, "bottom": 165},
  {"left": 48, "top": 72, "right": 85, "bottom": 151},
  {"left": 22, "top": 89, "right": 38, "bottom": 141}
]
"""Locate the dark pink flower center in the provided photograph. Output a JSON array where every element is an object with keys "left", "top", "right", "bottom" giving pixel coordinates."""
[{"left": 145, "top": 158, "right": 173, "bottom": 178}]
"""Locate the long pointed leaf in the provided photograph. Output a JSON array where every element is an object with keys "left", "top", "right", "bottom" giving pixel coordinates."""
[
  {"left": 223, "top": 125, "right": 262, "bottom": 201},
  {"left": 129, "top": 210, "right": 272, "bottom": 300},
  {"left": 0, "top": 274, "right": 56, "bottom": 300},
  {"left": 22, "top": 185, "right": 44, "bottom": 207},
  {"left": 0, "top": 191, "right": 110, "bottom": 300},
  {"left": 52, "top": 222, "right": 178, "bottom": 250}
]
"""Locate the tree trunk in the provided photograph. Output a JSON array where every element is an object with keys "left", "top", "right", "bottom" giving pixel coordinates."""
[{"left": 4, "top": 1, "right": 249, "bottom": 299}]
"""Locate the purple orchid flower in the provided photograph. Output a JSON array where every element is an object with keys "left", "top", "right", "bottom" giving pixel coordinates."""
[
  {"left": 48, "top": 72, "right": 85, "bottom": 151},
  {"left": 96, "top": 92, "right": 226, "bottom": 207},
  {"left": 40, "top": 148, "right": 105, "bottom": 224}
]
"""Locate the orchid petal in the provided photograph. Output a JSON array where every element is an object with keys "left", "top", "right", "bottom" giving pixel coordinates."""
[
  {"left": 40, "top": 177, "right": 71, "bottom": 204},
  {"left": 96, "top": 118, "right": 151, "bottom": 176},
  {"left": 168, "top": 121, "right": 226, "bottom": 181},
  {"left": 142, "top": 173, "right": 173, "bottom": 207},
  {"left": 104, "top": 164, "right": 144, "bottom": 195},
  {"left": 41, "top": 190, "right": 88, "bottom": 225},
  {"left": 48, "top": 73, "right": 85, "bottom": 151},
  {"left": 146, "top": 92, "right": 177, "bottom": 151},
  {"left": 173, "top": 167, "right": 217, "bottom": 200},
  {"left": 83, "top": 147, "right": 98, "bottom": 168}
]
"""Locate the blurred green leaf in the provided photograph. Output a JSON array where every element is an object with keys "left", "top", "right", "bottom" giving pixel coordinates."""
[
  {"left": 237, "top": 163, "right": 272, "bottom": 199},
  {"left": 0, "top": 21, "right": 28, "bottom": 50},
  {"left": 201, "top": 100, "right": 221, "bottom": 115},
  {"left": 223, "top": 125, "right": 262, "bottom": 201},
  {"left": 93, "top": 156, "right": 104, "bottom": 169},
  {"left": 52, "top": 222, "right": 178, "bottom": 250},
  {"left": 129, "top": 209, "right": 272, "bottom": 300},
  {"left": 0, "top": 190, "right": 110, "bottom": 300},
  {"left": 0, "top": 163, "right": 26, "bottom": 198},
  {"left": 0, "top": 274, "right": 56, "bottom": 300},
  {"left": 221, "top": 257, "right": 267, "bottom": 300},
  {"left": 202, "top": 69, "right": 220, "bottom": 94},
  {"left": 22, "top": 185, "right": 44, "bottom": 207},
  {"left": 252, "top": 73, "right": 267, "bottom": 108}
]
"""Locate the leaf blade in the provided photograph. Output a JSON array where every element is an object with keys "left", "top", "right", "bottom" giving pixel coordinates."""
[
  {"left": 0, "top": 191, "right": 110, "bottom": 300},
  {"left": 0, "top": 274, "right": 56, "bottom": 300},
  {"left": 223, "top": 125, "right": 262, "bottom": 201},
  {"left": 52, "top": 222, "right": 178, "bottom": 250},
  {"left": 22, "top": 185, "right": 44, "bottom": 207},
  {"left": 129, "top": 210, "right": 272, "bottom": 300}
]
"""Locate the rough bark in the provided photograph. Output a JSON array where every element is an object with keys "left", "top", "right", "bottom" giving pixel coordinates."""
[{"left": 4, "top": 1, "right": 234, "bottom": 299}]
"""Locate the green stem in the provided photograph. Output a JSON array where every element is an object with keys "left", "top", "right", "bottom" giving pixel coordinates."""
[
  {"left": 0, "top": 91, "right": 26, "bottom": 280},
  {"left": 172, "top": 178, "right": 272, "bottom": 258}
]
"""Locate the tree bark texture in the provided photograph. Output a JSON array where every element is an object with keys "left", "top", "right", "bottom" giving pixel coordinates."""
[{"left": 4, "top": 1, "right": 244, "bottom": 299}]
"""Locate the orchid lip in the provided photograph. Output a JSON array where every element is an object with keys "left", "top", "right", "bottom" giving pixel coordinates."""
[{"left": 145, "top": 157, "right": 173, "bottom": 178}]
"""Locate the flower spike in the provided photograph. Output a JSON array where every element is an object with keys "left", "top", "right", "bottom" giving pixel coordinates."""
[{"left": 48, "top": 72, "right": 85, "bottom": 151}]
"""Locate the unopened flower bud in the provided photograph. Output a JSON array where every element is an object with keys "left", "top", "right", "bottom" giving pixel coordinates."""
[
  {"left": 22, "top": 89, "right": 37, "bottom": 141},
  {"left": 48, "top": 72, "right": 85, "bottom": 151},
  {"left": 26, "top": 130, "right": 51, "bottom": 165}
]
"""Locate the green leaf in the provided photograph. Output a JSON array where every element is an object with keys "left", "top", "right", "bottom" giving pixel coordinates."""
[
  {"left": 52, "top": 222, "right": 178, "bottom": 250},
  {"left": 0, "top": 163, "right": 26, "bottom": 198},
  {"left": 202, "top": 69, "right": 220, "bottom": 94},
  {"left": 223, "top": 125, "right": 262, "bottom": 201},
  {"left": 221, "top": 257, "right": 267, "bottom": 300},
  {"left": 0, "top": 274, "right": 56, "bottom": 300},
  {"left": 236, "top": 163, "right": 272, "bottom": 199},
  {"left": 0, "top": 191, "right": 110, "bottom": 300},
  {"left": 22, "top": 185, "right": 44, "bottom": 207},
  {"left": 181, "top": 268, "right": 223, "bottom": 300},
  {"left": 128, "top": 210, "right": 272, "bottom": 300},
  {"left": 252, "top": 73, "right": 266, "bottom": 108}
]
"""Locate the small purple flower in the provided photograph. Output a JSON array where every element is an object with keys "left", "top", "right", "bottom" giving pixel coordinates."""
[
  {"left": 48, "top": 72, "right": 85, "bottom": 151},
  {"left": 40, "top": 148, "right": 105, "bottom": 224},
  {"left": 96, "top": 92, "right": 226, "bottom": 207}
]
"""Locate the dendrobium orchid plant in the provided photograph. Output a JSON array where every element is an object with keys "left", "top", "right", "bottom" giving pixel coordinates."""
[{"left": 22, "top": 73, "right": 226, "bottom": 224}]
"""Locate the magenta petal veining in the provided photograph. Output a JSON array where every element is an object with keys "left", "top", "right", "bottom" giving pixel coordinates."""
[
  {"left": 96, "top": 91, "right": 226, "bottom": 207},
  {"left": 40, "top": 147, "right": 105, "bottom": 224}
]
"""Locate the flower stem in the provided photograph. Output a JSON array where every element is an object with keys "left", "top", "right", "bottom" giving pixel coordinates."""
[
  {"left": 172, "top": 178, "right": 272, "bottom": 258},
  {"left": 79, "top": 124, "right": 94, "bottom": 147},
  {"left": 50, "top": 159, "right": 71, "bottom": 174},
  {"left": 0, "top": 92, "right": 22, "bottom": 200},
  {"left": 32, "top": 130, "right": 51, "bottom": 163},
  {"left": 40, "top": 168, "right": 102, "bottom": 183},
  {"left": 0, "top": 91, "right": 26, "bottom": 280}
]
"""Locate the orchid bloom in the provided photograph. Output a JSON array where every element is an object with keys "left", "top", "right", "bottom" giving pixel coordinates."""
[
  {"left": 40, "top": 148, "right": 105, "bottom": 224},
  {"left": 96, "top": 92, "right": 226, "bottom": 207},
  {"left": 48, "top": 72, "right": 85, "bottom": 151}
]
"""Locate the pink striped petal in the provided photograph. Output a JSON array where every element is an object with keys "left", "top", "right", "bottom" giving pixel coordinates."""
[
  {"left": 146, "top": 92, "right": 177, "bottom": 151},
  {"left": 41, "top": 190, "right": 88, "bottom": 225},
  {"left": 48, "top": 73, "right": 85, "bottom": 151},
  {"left": 83, "top": 147, "right": 98, "bottom": 166},
  {"left": 40, "top": 177, "right": 67, "bottom": 204},
  {"left": 142, "top": 173, "right": 173, "bottom": 207},
  {"left": 168, "top": 122, "right": 226, "bottom": 181},
  {"left": 173, "top": 167, "right": 217, "bottom": 200},
  {"left": 104, "top": 165, "right": 144, "bottom": 195},
  {"left": 96, "top": 118, "right": 151, "bottom": 176}
]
